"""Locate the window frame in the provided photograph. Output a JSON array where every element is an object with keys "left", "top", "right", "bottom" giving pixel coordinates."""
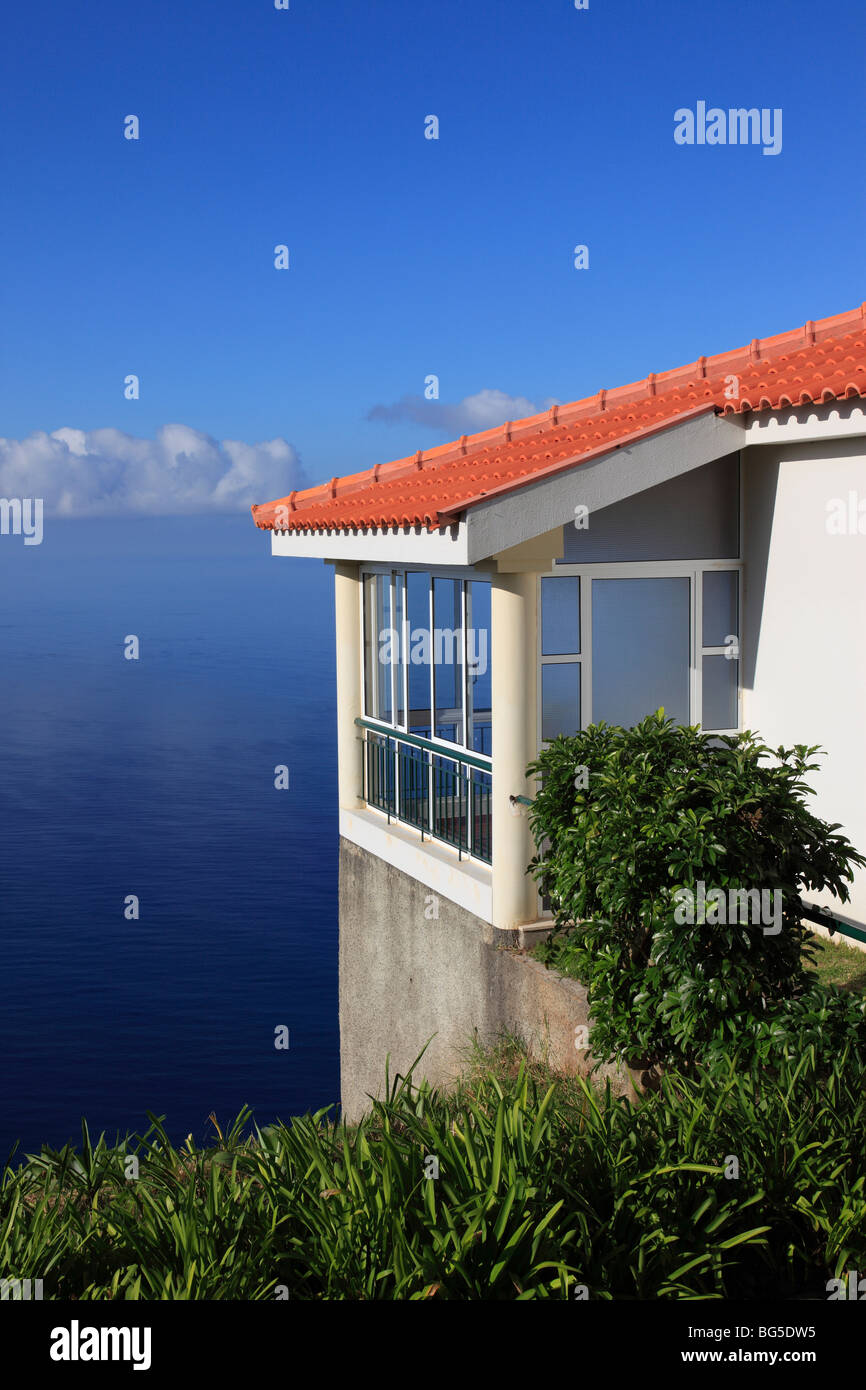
[
  {"left": 537, "top": 559, "right": 743, "bottom": 746},
  {"left": 360, "top": 564, "right": 493, "bottom": 759}
]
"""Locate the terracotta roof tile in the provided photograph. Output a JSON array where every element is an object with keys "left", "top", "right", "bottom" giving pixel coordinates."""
[{"left": 252, "top": 303, "right": 866, "bottom": 534}]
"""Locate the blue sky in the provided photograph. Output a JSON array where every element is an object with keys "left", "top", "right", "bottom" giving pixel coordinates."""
[{"left": 1, "top": 0, "right": 863, "bottom": 511}]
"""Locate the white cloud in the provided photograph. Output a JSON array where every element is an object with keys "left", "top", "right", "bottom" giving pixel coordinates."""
[
  {"left": 366, "top": 388, "right": 558, "bottom": 436},
  {"left": 0, "top": 425, "right": 307, "bottom": 517}
]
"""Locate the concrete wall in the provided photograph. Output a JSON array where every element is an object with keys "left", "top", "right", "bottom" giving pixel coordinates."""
[
  {"left": 742, "top": 434, "right": 866, "bottom": 930},
  {"left": 338, "top": 837, "right": 629, "bottom": 1121}
]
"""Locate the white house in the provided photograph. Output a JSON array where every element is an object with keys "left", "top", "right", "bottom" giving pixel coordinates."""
[{"left": 253, "top": 302, "right": 866, "bottom": 1114}]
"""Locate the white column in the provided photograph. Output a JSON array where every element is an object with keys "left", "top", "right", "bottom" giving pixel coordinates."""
[
  {"left": 491, "top": 571, "right": 538, "bottom": 929},
  {"left": 334, "top": 561, "right": 364, "bottom": 810}
]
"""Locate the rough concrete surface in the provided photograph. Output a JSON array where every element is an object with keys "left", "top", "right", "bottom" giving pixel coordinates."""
[{"left": 338, "top": 837, "right": 633, "bottom": 1119}]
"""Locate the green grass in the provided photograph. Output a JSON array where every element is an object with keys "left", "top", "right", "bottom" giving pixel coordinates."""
[
  {"left": 807, "top": 934, "right": 866, "bottom": 994},
  {"left": 1, "top": 1040, "right": 864, "bottom": 1300}
]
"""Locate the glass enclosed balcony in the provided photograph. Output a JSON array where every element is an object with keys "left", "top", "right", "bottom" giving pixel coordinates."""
[{"left": 359, "top": 569, "right": 492, "bottom": 862}]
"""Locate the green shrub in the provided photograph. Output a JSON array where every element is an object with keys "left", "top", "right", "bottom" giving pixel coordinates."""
[{"left": 527, "top": 712, "right": 866, "bottom": 1073}]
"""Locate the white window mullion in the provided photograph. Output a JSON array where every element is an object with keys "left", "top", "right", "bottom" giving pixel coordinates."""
[
  {"left": 461, "top": 582, "right": 468, "bottom": 749},
  {"left": 359, "top": 573, "right": 369, "bottom": 802},
  {"left": 360, "top": 572, "right": 368, "bottom": 718},
  {"left": 534, "top": 577, "right": 541, "bottom": 754},
  {"left": 390, "top": 572, "right": 400, "bottom": 817},
  {"left": 692, "top": 569, "right": 701, "bottom": 728},
  {"left": 371, "top": 577, "right": 380, "bottom": 719},
  {"left": 462, "top": 581, "right": 471, "bottom": 855},
  {"left": 389, "top": 572, "right": 396, "bottom": 721},
  {"left": 582, "top": 577, "right": 592, "bottom": 729},
  {"left": 428, "top": 575, "right": 435, "bottom": 834},
  {"left": 736, "top": 565, "right": 743, "bottom": 730},
  {"left": 402, "top": 571, "right": 409, "bottom": 733}
]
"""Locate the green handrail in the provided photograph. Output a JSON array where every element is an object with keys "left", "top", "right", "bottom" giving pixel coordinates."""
[
  {"left": 354, "top": 717, "right": 493, "bottom": 772},
  {"left": 799, "top": 900, "right": 866, "bottom": 947}
]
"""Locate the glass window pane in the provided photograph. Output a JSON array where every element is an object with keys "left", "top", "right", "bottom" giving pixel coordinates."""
[
  {"left": 467, "top": 580, "right": 492, "bottom": 755},
  {"left": 702, "top": 571, "right": 738, "bottom": 647},
  {"left": 394, "top": 572, "right": 405, "bottom": 727},
  {"left": 433, "top": 577, "right": 462, "bottom": 745},
  {"left": 363, "top": 573, "right": 392, "bottom": 721},
  {"left": 376, "top": 574, "right": 392, "bottom": 721},
  {"left": 363, "top": 574, "right": 375, "bottom": 717},
  {"left": 541, "top": 663, "right": 581, "bottom": 741},
  {"left": 702, "top": 654, "right": 738, "bottom": 730},
  {"left": 541, "top": 576, "right": 580, "bottom": 655},
  {"left": 592, "top": 577, "right": 690, "bottom": 727},
  {"left": 406, "top": 571, "right": 431, "bottom": 738}
]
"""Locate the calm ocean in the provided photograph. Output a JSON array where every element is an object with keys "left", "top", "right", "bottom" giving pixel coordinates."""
[{"left": 0, "top": 514, "right": 339, "bottom": 1161}]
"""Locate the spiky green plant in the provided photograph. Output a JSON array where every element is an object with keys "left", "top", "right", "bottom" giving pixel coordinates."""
[{"left": 1, "top": 1045, "right": 863, "bottom": 1300}]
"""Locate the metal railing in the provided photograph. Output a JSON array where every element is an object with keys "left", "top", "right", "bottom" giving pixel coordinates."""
[
  {"left": 798, "top": 899, "right": 866, "bottom": 947},
  {"left": 355, "top": 717, "right": 492, "bottom": 864}
]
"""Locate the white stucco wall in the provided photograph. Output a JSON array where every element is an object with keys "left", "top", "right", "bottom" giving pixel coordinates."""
[
  {"left": 320, "top": 404, "right": 866, "bottom": 939},
  {"left": 742, "top": 432, "right": 866, "bottom": 928}
]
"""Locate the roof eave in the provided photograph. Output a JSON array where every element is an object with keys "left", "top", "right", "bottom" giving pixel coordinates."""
[
  {"left": 461, "top": 408, "right": 747, "bottom": 565},
  {"left": 268, "top": 519, "right": 472, "bottom": 567}
]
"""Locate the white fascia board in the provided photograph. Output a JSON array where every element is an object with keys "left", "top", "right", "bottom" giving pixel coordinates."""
[
  {"left": 464, "top": 411, "right": 747, "bottom": 564},
  {"left": 270, "top": 521, "right": 469, "bottom": 565},
  {"left": 743, "top": 398, "right": 866, "bottom": 446}
]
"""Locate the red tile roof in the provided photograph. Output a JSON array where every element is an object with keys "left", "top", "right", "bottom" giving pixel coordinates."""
[{"left": 252, "top": 303, "right": 866, "bottom": 534}]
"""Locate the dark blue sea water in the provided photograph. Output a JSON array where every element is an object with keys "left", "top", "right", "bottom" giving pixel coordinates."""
[{"left": 0, "top": 515, "right": 339, "bottom": 1162}]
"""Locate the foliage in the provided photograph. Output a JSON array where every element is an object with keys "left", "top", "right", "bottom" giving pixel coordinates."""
[
  {"left": 527, "top": 712, "right": 866, "bottom": 1072},
  {"left": 1, "top": 1044, "right": 864, "bottom": 1300}
]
